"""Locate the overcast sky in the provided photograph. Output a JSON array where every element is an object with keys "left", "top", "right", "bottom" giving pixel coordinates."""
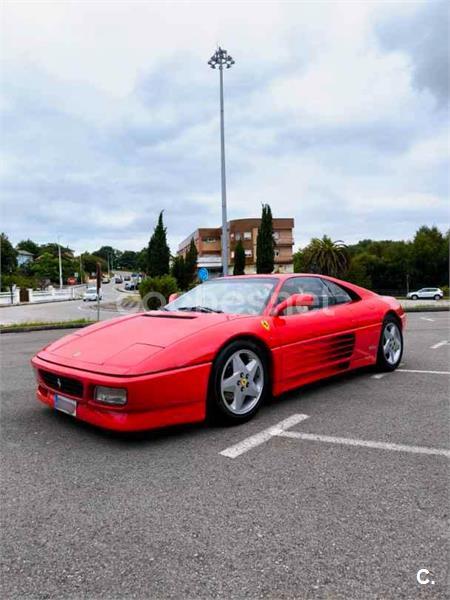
[{"left": 1, "top": 0, "right": 448, "bottom": 255}]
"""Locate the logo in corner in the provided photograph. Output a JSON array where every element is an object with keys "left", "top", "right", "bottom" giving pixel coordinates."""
[
  {"left": 260, "top": 320, "right": 270, "bottom": 331},
  {"left": 56, "top": 378, "right": 62, "bottom": 389}
]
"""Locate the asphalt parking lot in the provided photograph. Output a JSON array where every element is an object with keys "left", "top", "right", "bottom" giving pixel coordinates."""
[{"left": 1, "top": 312, "right": 449, "bottom": 599}]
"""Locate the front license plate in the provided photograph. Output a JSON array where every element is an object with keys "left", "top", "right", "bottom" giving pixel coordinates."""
[{"left": 54, "top": 394, "right": 77, "bottom": 417}]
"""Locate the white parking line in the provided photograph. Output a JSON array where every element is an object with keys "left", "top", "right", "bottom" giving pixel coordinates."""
[
  {"left": 420, "top": 317, "right": 435, "bottom": 322},
  {"left": 397, "top": 368, "right": 450, "bottom": 375},
  {"left": 371, "top": 368, "right": 450, "bottom": 379},
  {"left": 278, "top": 431, "right": 450, "bottom": 458},
  {"left": 430, "top": 340, "right": 449, "bottom": 349},
  {"left": 219, "top": 413, "right": 309, "bottom": 458},
  {"left": 220, "top": 413, "right": 450, "bottom": 459}
]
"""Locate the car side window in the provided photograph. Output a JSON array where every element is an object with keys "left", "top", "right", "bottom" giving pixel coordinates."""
[
  {"left": 277, "top": 277, "right": 333, "bottom": 313},
  {"left": 323, "top": 280, "right": 352, "bottom": 305}
]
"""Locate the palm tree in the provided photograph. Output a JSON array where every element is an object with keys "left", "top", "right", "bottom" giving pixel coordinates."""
[{"left": 303, "top": 236, "right": 349, "bottom": 277}]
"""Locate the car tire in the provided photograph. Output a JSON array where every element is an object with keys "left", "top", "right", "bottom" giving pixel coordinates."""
[
  {"left": 434, "top": 294, "right": 441, "bottom": 301},
  {"left": 376, "top": 316, "right": 403, "bottom": 372},
  {"left": 208, "top": 340, "right": 270, "bottom": 425},
  {"left": 411, "top": 294, "right": 418, "bottom": 300}
]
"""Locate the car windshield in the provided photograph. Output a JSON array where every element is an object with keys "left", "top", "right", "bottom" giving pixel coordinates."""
[
  {"left": 86, "top": 287, "right": 96, "bottom": 292},
  {"left": 165, "top": 278, "right": 278, "bottom": 315}
]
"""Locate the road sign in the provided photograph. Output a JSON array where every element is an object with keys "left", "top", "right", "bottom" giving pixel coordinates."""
[{"left": 198, "top": 267, "right": 209, "bottom": 282}]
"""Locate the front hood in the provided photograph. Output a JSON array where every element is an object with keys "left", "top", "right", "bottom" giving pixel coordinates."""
[{"left": 36, "top": 311, "right": 233, "bottom": 375}]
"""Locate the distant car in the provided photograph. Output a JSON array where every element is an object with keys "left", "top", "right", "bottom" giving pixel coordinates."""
[
  {"left": 407, "top": 287, "right": 443, "bottom": 300},
  {"left": 67, "top": 277, "right": 77, "bottom": 285},
  {"left": 102, "top": 276, "right": 110, "bottom": 284},
  {"left": 123, "top": 275, "right": 131, "bottom": 281},
  {"left": 83, "top": 286, "right": 103, "bottom": 302},
  {"left": 114, "top": 276, "right": 123, "bottom": 284},
  {"left": 124, "top": 281, "right": 139, "bottom": 291}
]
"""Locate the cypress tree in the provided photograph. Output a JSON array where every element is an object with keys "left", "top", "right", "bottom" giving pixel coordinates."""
[
  {"left": 256, "top": 204, "right": 275, "bottom": 274},
  {"left": 233, "top": 239, "right": 246, "bottom": 275},
  {"left": 171, "top": 255, "right": 187, "bottom": 290},
  {"left": 148, "top": 211, "right": 170, "bottom": 276},
  {"left": 185, "top": 238, "right": 198, "bottom": 286}
]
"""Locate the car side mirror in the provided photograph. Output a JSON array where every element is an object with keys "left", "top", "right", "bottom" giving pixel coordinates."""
[
  {"left": 272, "top": 293, "right": 315, "bottom": 316},
  {"left": 168, "top": 292, "right": 179, "bottom": 303}
]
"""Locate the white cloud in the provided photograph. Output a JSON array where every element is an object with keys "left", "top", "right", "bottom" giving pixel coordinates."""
[{"left": 1, "top": 0, "right": 448, "bottom": 254}]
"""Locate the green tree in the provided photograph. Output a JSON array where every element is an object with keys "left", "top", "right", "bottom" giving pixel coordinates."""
[
  {"left": 39, "top": 243, "right": 73, "bottom": 258},
  {"left": 31, "top": 252, "right": 60, "bottom": 282},
  {"left": 233, "top": 239, "right": 246, "bottom": 275},
  {"left": 293, "top": 249, "right": 305, "bottom": 273},
  {"left": 185, "top": 239, "right": 198, "bottom": 286},
  {"left": 120, "top": 250, "right": 139, "bottom": 270},
  {"left": 139, "top": 275, "right": 178, "bottom": 310},
  {"left": 303, "top": 236, "right": 349, "bottom": 277},
  {"left": 32, "top": 252, "right": 77, "bottom": 284},
  {"left": 80, "top": 253, "right": 107, "bottom": 275},
  {"left": 346, "top": 255, "right": 372, "bottom": 288},
  {"left": 148, "top": 211, "right": 170, "bottom": 276},
  {"left": 1, "top": 233, "right": 18, "bottom": 276},
  {"left": 137, "top": 248, "right": 148, "bottom": 273},
  {"left": 17, "top": 239, "right": 40, "bottom": 257},
  {"left": 171, "top": 255, "right": 187, "bottom": 290},
  {"left": 411, "top": 226, "right": 448, "bottom": 288},
  {"left": 93, "top": 246, "right": 122, "bottom": 270},
  {"left": 256, "top": 204, "right": 275, "bottom": 274}
]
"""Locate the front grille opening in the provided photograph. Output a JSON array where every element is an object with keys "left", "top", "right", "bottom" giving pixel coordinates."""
[{"left": 39, "top": 370, "right": 83, "bottom": 398}]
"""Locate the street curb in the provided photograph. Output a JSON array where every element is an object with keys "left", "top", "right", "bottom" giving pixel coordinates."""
[
  {"left": 0, "top": 323, "right": 94, "bottom": 334},
  {"left": 0, "top": 298, "right": 80, "bottom": 308},
  {"left": 403, "top": 306, "right": 449, "bottom": 313}
]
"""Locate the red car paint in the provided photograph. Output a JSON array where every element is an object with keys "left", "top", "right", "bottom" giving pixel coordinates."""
[{"left": 31, "top": 274, "right": 406, "bottom": 431}]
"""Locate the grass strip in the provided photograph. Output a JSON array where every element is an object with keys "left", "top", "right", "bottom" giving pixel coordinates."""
[{"left": 1, "top": 318, "right": 95, "bottom": 334}]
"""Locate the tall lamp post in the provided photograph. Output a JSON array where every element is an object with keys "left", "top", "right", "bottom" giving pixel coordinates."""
[
  {"left": 208, "top": 46, "right": 235, "bottom": 276},
  {"left": 57, "top": 236, "right": 63, "bottom": 289}
]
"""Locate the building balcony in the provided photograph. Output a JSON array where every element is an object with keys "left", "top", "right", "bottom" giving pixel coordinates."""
[{"left": 200, "top": 240, "right": 221, "bottom": 252}]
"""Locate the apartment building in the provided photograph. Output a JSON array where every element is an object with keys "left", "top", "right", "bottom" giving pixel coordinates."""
[{"left": 178, "top": 217, "right": 294, "bottom": 275}]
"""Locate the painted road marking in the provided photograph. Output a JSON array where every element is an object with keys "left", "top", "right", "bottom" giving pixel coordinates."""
[
  {"left": 219, "top": 414, "right": 309, "bottom": 458},
  {"left": 397, "top": 368, "right": 450, "bottom": 375},
  {"left": 430, "top": 340, "right": 449, "bottom": 349},
  {"left": 278, "top": 431, "right": 450, "bottom": 458},
  {"left": 371, "top": 367, "right": 450, "bottom": 378},
  {"left": 420, "top": 317, "right": 435, "bottom": 322},
  {"left": 220, "top": 414, "right": 450, "bottom": 460}
]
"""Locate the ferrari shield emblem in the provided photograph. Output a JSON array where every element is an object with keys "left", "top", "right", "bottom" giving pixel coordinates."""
[{"left": 260, "top": 320, "right": 270, "bottom": 331}]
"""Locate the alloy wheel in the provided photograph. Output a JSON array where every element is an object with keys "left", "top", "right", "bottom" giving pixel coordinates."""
[
  {"left": 220, "top": 349, "right": 264, "bottom": 415},
  {"left": 382, "top": 322, "right": 402, "bottom": 366}
]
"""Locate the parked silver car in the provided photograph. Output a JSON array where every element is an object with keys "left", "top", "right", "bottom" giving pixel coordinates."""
[{"left": 407, "top": 287, "right": 443, "bottom": 300}]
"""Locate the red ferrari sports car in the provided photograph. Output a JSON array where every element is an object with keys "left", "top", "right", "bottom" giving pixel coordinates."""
[{"left": 31, "top": 274, "right": 405, "bottom": 431}]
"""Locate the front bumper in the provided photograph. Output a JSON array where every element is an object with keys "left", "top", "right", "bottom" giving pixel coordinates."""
[{"left": 32, "top": 355, "right": 210, "bottom": 432}]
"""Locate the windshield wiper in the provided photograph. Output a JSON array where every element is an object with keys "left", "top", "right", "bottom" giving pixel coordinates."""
[{"left": 177, "top": 306, "right": 223, "bottom": 313}]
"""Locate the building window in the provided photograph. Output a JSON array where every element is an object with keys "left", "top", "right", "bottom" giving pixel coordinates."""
[
  {"left": 235, "top": 233, "right": 242, "bottom": 241},
  {"left": 203, "top": 237, "right": 219, "bottom": 243},
  {"left": 244, "top": 249, "right": 252, "bottom": 257},
  {"left": 273, "top": 231, "right": 280, "bottom": 241},
  {"left": 231, "top": 251, "right": 235, "bottom": 258},
  {"left": 243, "top": 231, "right": 251, "bottom": 240}
]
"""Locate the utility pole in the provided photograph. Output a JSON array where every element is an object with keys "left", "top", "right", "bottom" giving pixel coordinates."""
[
  {"left": 208, "top": 46, "right": 235, "bottom": 276},
  {"left": 58, "top": 237, "right": 63, "bottom": 289}
]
